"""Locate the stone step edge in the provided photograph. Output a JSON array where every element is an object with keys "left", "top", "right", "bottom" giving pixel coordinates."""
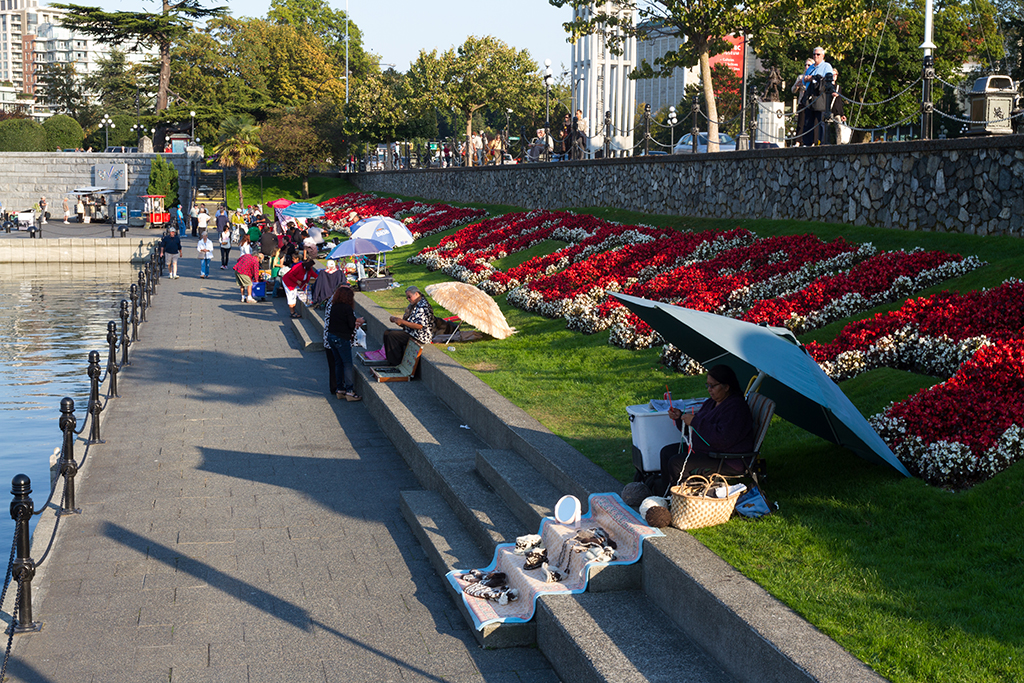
[
  {"left": 399, "top": 489, "right": 536, "bottom": 649},
  {"left": 536, "top": 590, "right": 737, "bottom": 683}
]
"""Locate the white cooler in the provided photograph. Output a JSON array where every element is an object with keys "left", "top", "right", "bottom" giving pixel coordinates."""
[{"left": 627, "top": 399, "right": 704, "bottom": 473}]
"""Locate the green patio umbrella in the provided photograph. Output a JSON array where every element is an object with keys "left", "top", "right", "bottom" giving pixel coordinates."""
[{"left": 612, "top": 293, "right": 911, "bottom": 477}]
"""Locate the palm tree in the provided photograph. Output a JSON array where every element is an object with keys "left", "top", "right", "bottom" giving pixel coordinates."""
[{"left": 213, "top": 115, "right": 262, "bottom": 209}]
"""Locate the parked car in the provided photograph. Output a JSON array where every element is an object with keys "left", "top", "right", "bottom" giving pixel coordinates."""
[
  {"left": 104, "top": 146, "right": 139, "bottom": 153},
  {"left": 673, "top": 133, "right": 737, "bottom": 154}
]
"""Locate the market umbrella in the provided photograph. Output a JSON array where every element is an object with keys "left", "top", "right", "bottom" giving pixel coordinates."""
[
  {"left": 425, "top": 282, "right": 516, "bottom": 340},
  {"left": 327, "top": 238, "right": 392, "bottom": 259},
  {"left": 611, "top": 292, "right": 911, "bottom": 476},
  {"left": 267, "top": 198, "right": 294, "bottom": 209},
  {"left": 281, "top": 202, "right": 325, "bottom": 219},
  {"left": 349, "top": 216, "right": 415, "bottom": 249}
]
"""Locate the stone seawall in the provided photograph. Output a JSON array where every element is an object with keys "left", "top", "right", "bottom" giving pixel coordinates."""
[
  {"left": 0, "top": 152, "right": 197, "bottom": 215},
  {"left": 0, "top": 237, "right": 160, "bottom": 263},
  {"left": 352, "top": 136, "right": 1024, "bottom": 237}
]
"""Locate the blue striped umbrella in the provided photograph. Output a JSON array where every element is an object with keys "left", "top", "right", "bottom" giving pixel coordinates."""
[{"left": 280, "top": 202, "right": 325, "bottom": 219}]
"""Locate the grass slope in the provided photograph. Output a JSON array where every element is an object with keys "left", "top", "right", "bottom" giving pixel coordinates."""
[{"left": 266, "top": 176, "right": 1024, "bottom": 683}]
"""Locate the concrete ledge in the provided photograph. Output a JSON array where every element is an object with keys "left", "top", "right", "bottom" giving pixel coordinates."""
[
  {"left": 643, "top": 533, "right": 886, "bottom": 683},
  {"left": 0, "top": 237, "right": 161, "bottom": 263}
]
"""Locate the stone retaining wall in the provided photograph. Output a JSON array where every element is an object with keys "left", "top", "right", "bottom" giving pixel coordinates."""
[
  {"left": 0, "top": 237, "right": 160, "bottom": 263},
  {"left": 352, "top": 136, "right": 1024, "bottom": 237},
  {"left": 0, "top": 152, "right": 198, "bottom": 215}
]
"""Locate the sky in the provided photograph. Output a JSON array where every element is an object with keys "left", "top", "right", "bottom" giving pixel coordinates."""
[{"left": 110, "top": 0, "right": 576, "bottom": 73}]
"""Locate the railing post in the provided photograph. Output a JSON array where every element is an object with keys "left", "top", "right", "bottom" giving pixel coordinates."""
[
  {"left": 644, "top": 103, "right": 651, "bottom": 156},
  {"left": 58, "top": 398, "right": 81, "bottom": 515},
  {"left": 921, "top": 55, "right": 934, "bottom": 140},
  {"left": 137, "top": 271, "right": 148, "bottom": 323},
  {"left": 604, "top": 111, "right": 612, "bottom": 158},
  {"left": 106, "top": 321, "right": 119, "bottom": 398},
  {"left": 119, "top": 300, "right": 131, "bottom": 367},
  {"left": 8, "top": 474, "right": 41, "bottom": 634},
  {"left": 129, "top": 284, "right": 139, "bottom": 342},
  {"left": 691, "top": 96, "right": 701, "bottom": 153},
  {"left": 87, "top": 350, "right": 104, "bottom": 444}
]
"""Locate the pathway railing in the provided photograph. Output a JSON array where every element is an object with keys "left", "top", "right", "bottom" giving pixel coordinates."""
[{"left": 0, "top": 251, "right": 161, "bottom": 681}]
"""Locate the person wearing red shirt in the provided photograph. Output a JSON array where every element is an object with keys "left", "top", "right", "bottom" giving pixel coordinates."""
[
  {"left": 233, "top": 252, "right": 260, "bottom": 303},
  {"left": 282, "top": 256, "right": 317, "bottom": 319}
]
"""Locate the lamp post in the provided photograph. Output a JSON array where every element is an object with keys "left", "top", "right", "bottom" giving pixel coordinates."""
[
  {"left": 100, "top": 114, "right": 113, "bottom": 149},
  {"left": 189, "top": 110, "right": 196, "bottom": 142},
  {"left": 544, "top": 59, "right": 553, "bottom": 162},
  {"left": 668, "top": 106, "right": 677, "bottom": 153},
  {"left": 504, "top": 108, "right": 512, "bottom": 164},
  {"left": 345, "top": 0, "right": 349, "bottom": 104}
]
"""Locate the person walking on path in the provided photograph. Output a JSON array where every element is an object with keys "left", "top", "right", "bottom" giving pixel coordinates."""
[
  {"left": 233, "top": 251, "right": 259, "bottom": 302},
  {"left": 189, "top": 203, "right": 199, "bottom": 237},
  {"left": 62, "top": 196, "right": 70, "bottom": 224},
  {"left": 218, "top": 224, "right": 232, "bottom": 269},
  {"left": 196, "top": 231, "right": 214, "bottom": 278},
  {"left": 160, "top": 227, "right": 183, "bottom": 279}
]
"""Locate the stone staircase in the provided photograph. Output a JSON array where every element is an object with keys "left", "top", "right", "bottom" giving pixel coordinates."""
[
  {"left": 196, "top": 167, "right": 226, "bottom": 206},
  {"left": 293, "top": 294, "right": 888, "bottom": 683}
]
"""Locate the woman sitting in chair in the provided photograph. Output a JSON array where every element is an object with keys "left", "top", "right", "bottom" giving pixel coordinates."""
[{"left": 657, "top": 364, "right": 755, "bottom": 495}]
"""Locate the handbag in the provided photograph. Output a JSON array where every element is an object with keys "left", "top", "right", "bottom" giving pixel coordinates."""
[
  {"left": 735, "top": 486, "right": 773, "bottom": 518},
  {"left": 669, "top": 473, "right": 741, "bottom": 530}
]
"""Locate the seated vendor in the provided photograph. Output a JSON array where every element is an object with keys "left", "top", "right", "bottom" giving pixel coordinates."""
[
  {"left": 656, "top": 364, "right": 755, "bottom": 495},
  {"left": 383, "top": 286, "right": 434, "bottom": 365}
]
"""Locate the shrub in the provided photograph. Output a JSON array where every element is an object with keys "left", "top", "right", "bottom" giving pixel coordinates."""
[
  {"left": 42, "top": 114, "right": 84, "bottom": 150},
  {"left": 0, "top": 118, "right": 47, "bottom": 151},
  {"left": 147, "top": 155, "right": 179, "bottom": 207}
]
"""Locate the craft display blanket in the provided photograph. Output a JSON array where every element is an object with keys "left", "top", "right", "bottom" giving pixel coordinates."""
[{"left": 446, "top": 492, "right": 663, "bottom": 630}]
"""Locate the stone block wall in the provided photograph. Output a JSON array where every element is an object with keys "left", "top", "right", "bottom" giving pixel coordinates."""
[
  {"left": 0, "top": 237, "right": 161, "bottom": 263},
  {"left": 352, "top": 135, "right": 1024, "bottom": 237},
  {"left": 0, "top": 152, "right": 198, "bottom": 216}
]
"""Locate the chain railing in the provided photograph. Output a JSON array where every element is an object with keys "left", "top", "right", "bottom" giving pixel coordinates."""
[{"left": 0, "top": 257, "right": 158, "bottom": 680}]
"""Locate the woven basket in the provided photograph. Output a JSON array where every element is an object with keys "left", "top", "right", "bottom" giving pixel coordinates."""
[{"left": 669, "top": 473, "right": 740, "bottom": 530}]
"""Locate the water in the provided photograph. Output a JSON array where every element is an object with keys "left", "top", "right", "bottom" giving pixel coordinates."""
[{"left": 0, "top": 263, "right": 140, "bottom": 543}]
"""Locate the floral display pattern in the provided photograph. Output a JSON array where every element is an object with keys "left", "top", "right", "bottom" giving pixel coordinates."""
[{"left": 317, "top": 193, "right": 486, "bottom": 238}]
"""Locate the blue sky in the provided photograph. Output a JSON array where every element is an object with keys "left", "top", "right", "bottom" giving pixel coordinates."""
[{"left": 111, "top": 0, "right": 575, "bottom": 72}]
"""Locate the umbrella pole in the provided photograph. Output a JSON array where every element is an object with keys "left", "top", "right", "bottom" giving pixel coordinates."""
[
  {"left": 746, "top": 371, "right": 767, "bottom": 396},
  {"left": 445, "top": 322, "right": 462, "bottom": 345}
]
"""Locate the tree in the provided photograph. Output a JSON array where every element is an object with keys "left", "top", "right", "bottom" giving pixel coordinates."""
[
  {"left": 147, "top": 155, "right": 179, "bottom": 206},
  {"left": 345, "top": 70, "right": 409, "bottom": 169},
  {"left": 407, "top": 36, "right": 541, "bottom": 167},
  {"left": 52, "top": 0, "right": 227, "bottom": 113},
  {"left": 260, "top": 106, "right": 331, "bottom": 198},
  {"left": 42, "top": 114, "right": 85, "bottom": 150},
  {"left": 83, "top": 49, "right": 147, "bottom": 114},
  {"left": 0, "top": 119, "right": 48, "bottom": 151},
  {"left": 683, "top": 63, "right": 743, "bottom": 136},
  {"left": 267, "top": 0, "right": 376, "bottom": 80},
  {"left": 550, "top": 0, "right": 876, "bottom": 150},
  {"left": 213, "top": 115, "right": 262, "bottom": 209},
  {"left": 36, "top": 62, "right": 87, "bottom": 120}
]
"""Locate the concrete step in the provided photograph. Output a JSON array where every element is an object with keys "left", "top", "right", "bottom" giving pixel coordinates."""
[
  {"left": 399, "top": 489, "right": 536, "bottom": 649},
  {"left": 289, "top": 312, "right": 323, "bottom": 350},
  {"left": 357, "top": 364, "right": 527, "bottom": 553},
  {"left": 537, "top": 590, "right": 736, "bottom": 683}
]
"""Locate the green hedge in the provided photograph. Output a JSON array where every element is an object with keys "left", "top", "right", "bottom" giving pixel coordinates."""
[
  {"left": 42, "top": 115, "right": 84, "bottom": 150},
  {"left": 0, "top": 118, "right": 47, "bottom": 151}
]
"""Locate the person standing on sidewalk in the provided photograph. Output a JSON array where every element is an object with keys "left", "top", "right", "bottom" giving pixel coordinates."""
[
  {"left": 160, "top": 227, "right": 183, "bottom": 279},
  {"left": 196, "top": 231, "right": 214, "bottom": 278},
  {"left": 189, "top": 203, "right": 199, "bottom": 237},
  {"left": 62, "top": 197, "right": 71, "bottom": 224}
]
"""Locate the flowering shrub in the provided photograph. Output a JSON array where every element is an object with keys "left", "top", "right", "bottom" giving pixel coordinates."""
[{"left": 316, "top": 193, "right": 486, "bottom": 238}]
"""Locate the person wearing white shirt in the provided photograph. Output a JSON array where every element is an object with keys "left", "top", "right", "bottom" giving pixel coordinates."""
[{"left": 196, "top": 232, "right": 214, "bottom": 278}]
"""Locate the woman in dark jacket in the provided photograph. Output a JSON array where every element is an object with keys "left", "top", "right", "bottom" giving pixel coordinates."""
[
  {"left": 324, "top": 285, "right": 365, "bottom": 401},
  {"left": 657, "top": 364, "right": 755, "bottom": 495}
]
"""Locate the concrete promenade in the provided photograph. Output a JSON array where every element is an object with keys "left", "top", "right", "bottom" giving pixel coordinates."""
[{"left": 4, "top": 249, "right": 556, "bottom": 682}]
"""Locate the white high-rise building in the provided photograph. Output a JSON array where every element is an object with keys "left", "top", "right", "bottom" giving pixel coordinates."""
[{"left": 570, "top": 2, "right": 636, "bottom": 156}]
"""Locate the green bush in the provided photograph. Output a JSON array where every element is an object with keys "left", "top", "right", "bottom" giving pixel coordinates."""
[
  {"left": 0, "top": 118, "right": 47, "bottom": 151},
  {"left": 147, "top": 155, "right": 179, "bottom": 207},
  {"left": 42, "top": 114, "right": 84, "bottom": 150}
]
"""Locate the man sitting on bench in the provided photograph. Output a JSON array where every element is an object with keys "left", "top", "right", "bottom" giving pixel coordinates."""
[{"left": 384, "top": 286, "right": 435, "bottom": 365}]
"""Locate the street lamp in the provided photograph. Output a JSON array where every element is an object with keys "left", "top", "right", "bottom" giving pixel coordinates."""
[
  {"left": 190, "top": 110, "right": 196, "bottom": 142},
  {"left": 668, "top": 106, "right": 677, "bottom": 153},
  {"left": 544, "top": 59, "right": 553, "bottom": 162},
  {"left": 504, "top": 108, "right": 512, "bottom": 164},
  {"left": 100, "top": 114, "right": 113, "bottom": 148}
]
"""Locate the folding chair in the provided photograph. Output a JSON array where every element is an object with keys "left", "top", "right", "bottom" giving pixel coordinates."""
[{"left": 705, "top": 391, "right": 775, "bottom": 489}]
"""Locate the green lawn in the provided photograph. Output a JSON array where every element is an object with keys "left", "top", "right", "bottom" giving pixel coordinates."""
[{"left": 249, "top": 175, "right": 1024, "bottom": 682}]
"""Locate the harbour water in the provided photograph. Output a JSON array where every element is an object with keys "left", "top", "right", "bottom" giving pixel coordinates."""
[{"left": 0, "top": 263, "right": 141, "bottom": 542}]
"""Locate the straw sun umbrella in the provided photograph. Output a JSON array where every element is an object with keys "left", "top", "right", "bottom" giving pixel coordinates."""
[{"left": 425, "top": 282, "right": 516, "bottom": 340}]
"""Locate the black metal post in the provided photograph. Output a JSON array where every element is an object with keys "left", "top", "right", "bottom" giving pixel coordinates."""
[
  {"left": 119, "top": 300, "right": 131, "bottom": 366},
  {"left": 9, "top": 474, "right": 41, "bottom": 634},
  {"left": 922, "top": 55, "right": 935, "bottom": 141},
  {"left": 604, "top": 111, "right": 612, "bottom": 158},
  {"left": 138, "top": 271, "right": 148, "bottom": 323},
  {"left": 644, "top": 104, "right": 651, "bottom": 156},
  {"left": 87, "top": 351, "right": 104, "bottom": 444},
  {"left": 143, "top": 264, "right": 152, "bottom": 308},
  {"left": 106, "top": 321, "right": 119, "bottom": 397},
  {"left": 129, "top": 284, "right": 140, "bottom": 342},
  {"left": 691, "top": 96, "right": 701, "bottom": 153},
  {"left": 148, "top": 254, "right": 159, "bottom": 297},
  {"left": 58, "top": 398, "right": 81, "bottom": 515}
]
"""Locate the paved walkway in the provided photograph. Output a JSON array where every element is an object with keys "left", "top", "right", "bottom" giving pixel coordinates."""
[{"left": 5, "top": 246, "right": 557, "bottom": 682}]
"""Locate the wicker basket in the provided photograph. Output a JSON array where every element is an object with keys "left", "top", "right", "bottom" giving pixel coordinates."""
[{"left": 669, "top": 473, "right": 740, "bottom": 530}]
